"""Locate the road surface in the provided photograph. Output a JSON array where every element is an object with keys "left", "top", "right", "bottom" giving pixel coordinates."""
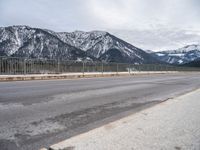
[
  {"left": 0, "top": 73, "right": 200, "bottom": 150},
  {"left": 50, "top": 89, "right": 200, "bottom": 150}
]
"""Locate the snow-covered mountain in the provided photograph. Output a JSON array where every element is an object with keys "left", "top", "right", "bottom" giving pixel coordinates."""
[
  {"left": 0, "top": 25, "right": 159, "bottom": 64},
  {"left": 152, "top": 44, "right": 200, "bottom": 64},
  {"left": 55, "top": 30, "right": 159, "bottom": 64},
  {"left": 0, "top": 26, "right": 92, "bottom": 61}
]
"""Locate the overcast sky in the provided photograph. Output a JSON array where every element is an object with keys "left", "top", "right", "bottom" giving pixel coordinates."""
[{"left": 1, "top": 0, "right": 200, "bottom": 51}]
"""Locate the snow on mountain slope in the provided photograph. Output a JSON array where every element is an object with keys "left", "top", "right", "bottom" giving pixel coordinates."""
[
  {"left": 152, "top": 44, "right": 200, "bottom": 64},
  {"left": 0, "top": 26, "right": 91, "bottom": 60},
  {"left": 56, "top": 31, "right": 110, "bottom": 57},
  {"left": 0, "top": 25, "right": 159, "bottom": 64},
  {"left": 56, "top": 31, "right": 159, "bottom": 64}
]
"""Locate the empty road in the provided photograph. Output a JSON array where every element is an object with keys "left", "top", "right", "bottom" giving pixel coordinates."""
[{"left": 0, "top": 73, "right": 200, "bottom": 150}]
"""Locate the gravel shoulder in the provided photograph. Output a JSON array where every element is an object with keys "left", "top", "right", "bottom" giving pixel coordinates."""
[{"left": 50, "top": 89, "right": 200, "bottom": 150}]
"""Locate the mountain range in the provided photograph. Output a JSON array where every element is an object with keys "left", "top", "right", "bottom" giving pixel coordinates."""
[
  {"left": 0, "top": 25, "right": 159, "bottom": 64},
  {"left": 151, "top": 44, "right": 200, "bottom": 65},
  {"left": 0, "top": 25, "right": 200, "bottom": 65}
]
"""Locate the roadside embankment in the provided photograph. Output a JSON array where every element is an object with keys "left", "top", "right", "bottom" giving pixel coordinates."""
[{"left": 0, "top": 71, "right": 178, "bottom": 81}]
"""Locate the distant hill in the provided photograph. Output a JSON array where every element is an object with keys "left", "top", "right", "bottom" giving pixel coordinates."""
[
  {"left": 182, "top": 59, "right": 200, "bottom": 67},
  {"left": 151, "top": 44, "right": 200, "bottom": 65}
]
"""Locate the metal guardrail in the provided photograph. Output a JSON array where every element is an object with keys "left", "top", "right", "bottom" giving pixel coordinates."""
[{"left": 0, "top": 56, "right": 199, "bottom": 75}]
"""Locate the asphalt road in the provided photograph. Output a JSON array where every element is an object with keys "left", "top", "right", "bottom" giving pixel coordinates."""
[{"left": 0, "top": 73, "right": 200, "bottom": 150}]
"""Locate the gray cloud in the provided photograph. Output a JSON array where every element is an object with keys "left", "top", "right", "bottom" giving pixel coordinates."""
[
  {"left": 109, "top": 28, "right": 200, "bottom": 51},
  {"left": 0, "top": 0, "right": 200, "bottom": 51}
]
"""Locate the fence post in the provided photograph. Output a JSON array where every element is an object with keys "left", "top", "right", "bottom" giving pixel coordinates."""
[
  {"left": 138, "top": 65, "right": 140, "bottom": 72},
  {"left": 82, "top": 61, "right": 85, "bottom": 76},
  {"left": 101, "top": 62, "right": 104, "bottom": 75},
  {"left": 129, "top": 64, "right": 131, "bottom": 74},
  {"left": 0, "top": 57, "right": 1, "bottom": 75},
  {"left": 24, "top": 59, "right": 26, "bottom": 75},
  {"left": 116, "top": 63, "right": 119, "bottom": 75},
  {"left": 57, "top": 59, "right": 60, "bottom": 74},
  {"left": 10, "top": 59, "right": 12, "bottom": 75}
]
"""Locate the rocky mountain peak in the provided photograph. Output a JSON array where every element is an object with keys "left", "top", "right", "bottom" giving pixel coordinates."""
[{"left": 0, "top": 25, "right": 159, "bottom": 64}]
